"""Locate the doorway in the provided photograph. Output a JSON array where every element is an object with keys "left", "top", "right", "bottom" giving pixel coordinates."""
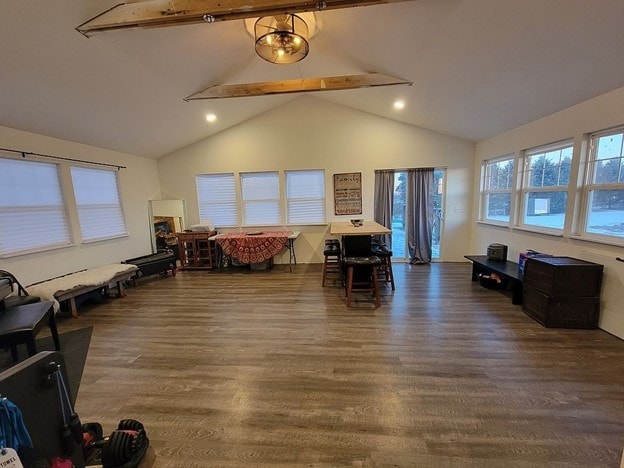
[{"left": 391, "top": 169, "right": 445, "bottom": 260}]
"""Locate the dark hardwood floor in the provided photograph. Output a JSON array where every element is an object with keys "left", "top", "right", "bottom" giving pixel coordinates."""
[{"left": 55, "top": 262, "right": 624, "bottom": 467}]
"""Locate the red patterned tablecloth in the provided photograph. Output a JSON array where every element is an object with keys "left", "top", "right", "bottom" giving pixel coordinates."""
[{"left": 216, "top": 231, "right": 292, "bottom": 264}]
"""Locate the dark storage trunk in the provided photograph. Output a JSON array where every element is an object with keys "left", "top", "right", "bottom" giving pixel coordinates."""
[
  {"left": 522, "top": 256, "right": 603, "bottom": 329},
  {"left": 523, "top": 256, "right": 603, "bottom": 297},
  {"left": 523, "top": 286, "right": 600, "bottom": 329}
]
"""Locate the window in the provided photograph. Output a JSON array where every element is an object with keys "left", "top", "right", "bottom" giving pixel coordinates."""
[
  {"left": 196, "top": 173, "right": 238, "bottom": 227},
  {"left": 70, "top": 166, "right": 127, "bottom": 242},
  {"left": 520, "top": 140, "right": 573, "bottom": 231},
  {"left": 240, "top": 172, "right": 281, "bottom": 226},
  {"left": 481, "top": 155, "right": 515, "bottom": 223},
  {"left": 583, "top": 127, "right": 624, "bottom": 240},
  {"left": 0, "top": 157, "right": 71, "bottom": 256},
  {"left": 285, "top": 170, "right": 326, "bottom": 224}
]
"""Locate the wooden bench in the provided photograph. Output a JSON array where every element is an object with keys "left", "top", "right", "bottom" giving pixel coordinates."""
[
  {"left": 464, "top": 255, "right": 523, "bottom": 305},
  {"left": 27, "top": 264, "right": 138, "bottom": 318}
]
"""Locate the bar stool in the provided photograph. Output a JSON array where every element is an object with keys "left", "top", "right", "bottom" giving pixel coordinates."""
[
  {"left": 344, "top": 256, "right": 382, "bottom": 307},
  {"left": 371, "top": 244, "right": 395, "bottom": 291},
  {"left": 322, "top": 239, "right": 342, "bottom": 286}
]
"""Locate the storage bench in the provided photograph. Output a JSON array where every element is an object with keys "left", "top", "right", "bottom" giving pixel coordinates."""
[
  {"left": 124, "top": 251, "right": 176, "bottom": 283},
  {"left": 464, "top": 255, "right": 523, "bottom": 304}
]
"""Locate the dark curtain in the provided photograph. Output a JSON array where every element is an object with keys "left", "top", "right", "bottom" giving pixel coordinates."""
[
  {"left": 373, "top": 170, "right": 395, "bottom": 246},
  {"left": 406, "top": 168, "right": 434, "bottom": 264}
]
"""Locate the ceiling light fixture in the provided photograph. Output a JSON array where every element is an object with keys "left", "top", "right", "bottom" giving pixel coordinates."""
[
  {"left": 254, "top": 14, "right": 309, "bottom": 64},
  {"left": 205, "top": 113, "right": 217, "bottom": 122},
  {"left": 393, "top": 100, "right": 405, "bottom": 110}
]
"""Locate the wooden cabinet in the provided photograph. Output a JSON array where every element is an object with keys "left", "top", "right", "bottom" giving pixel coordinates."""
[
  {"left": 522, "top": 256, "right": 603, "bottom": 329},
  {"left": 176, "top": 231, "right": 217, "bottom": 270}
]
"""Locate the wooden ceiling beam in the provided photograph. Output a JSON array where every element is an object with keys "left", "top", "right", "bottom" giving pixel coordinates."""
[
  {"left": 184, "top": 73, "right": 412, "bottom": 100},
  {"left": 77, "top": 0, "right": 414, "bottom": 36}
]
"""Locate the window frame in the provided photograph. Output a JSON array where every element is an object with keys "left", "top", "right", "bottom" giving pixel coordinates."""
[
  {"left": 0, "top": 156, "right": 73, "bottom": 257},
  {"left": 284, "top": 169, "right": 326, "bottom": 226},
  {"left": 240, "top": 171, "right": 282, "bottom": 227},
  {"left": 479, "top": 154, "right": 516, "bottom": 226},
  {"left": 517, "top": 139, "right": 574, "bottom": 234},
  {"left": 579, "top": 126, "right": 624, "bottom": 244},
  {"left": 195, "top": 173, "right": 239, "bottom": 228},
  {"left": 70, "top": 165, "right": 128, "bottom": 243}
]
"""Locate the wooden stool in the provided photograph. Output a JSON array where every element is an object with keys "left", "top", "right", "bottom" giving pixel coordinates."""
[
  {"left": 372, "top": 244, "right": 395, "bottom": 291},
  {"left": 322, "top": 241, "right": 342, "bottom": 286},
  {"left": 0, "top": 301, "right": 60, "bottom": 361},
  {"left": 344, "top": 256, "right": 382, "bottom": 307}
]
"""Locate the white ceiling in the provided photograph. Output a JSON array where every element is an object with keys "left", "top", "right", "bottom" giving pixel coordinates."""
[{"left": 1, "top": 0, "right": 624, "bottom": 159}]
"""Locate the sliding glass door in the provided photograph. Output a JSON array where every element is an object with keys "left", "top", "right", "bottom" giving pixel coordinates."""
[{"left": 391, "top": 169, "right": 445, "bottom": 260}]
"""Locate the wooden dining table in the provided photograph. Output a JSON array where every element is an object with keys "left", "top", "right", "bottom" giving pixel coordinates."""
[
  {"left": 329, "top": 220, "right": 391, "bottom": 237},
  {"left": 330, "top": 221, "right": 390, "bottom": 256}
]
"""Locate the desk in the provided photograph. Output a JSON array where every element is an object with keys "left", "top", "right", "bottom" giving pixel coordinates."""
[{"left": 216, "top": 231, "right": 293, "bottom": 265}]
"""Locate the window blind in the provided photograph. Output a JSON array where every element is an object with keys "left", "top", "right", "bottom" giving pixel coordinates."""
[
  {"left": 196, "top": 173, "right": 238, "bottom": 227},
  {"left": 286, "top": 170, "right": 326, "bottom": 224},
  {"left": 241, "top": 172, "right": 281, "bottom": 226},
  {"left": 70, "top": 166, "right": 127, "bottom": 242},
  {"left": 0, "top": 158, "right": 71, "bottom": 256}
]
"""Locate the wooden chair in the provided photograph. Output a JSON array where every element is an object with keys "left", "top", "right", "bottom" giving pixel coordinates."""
[
  {"left": 371, "top": 244, "right": 395, "bottom": 291},
  {"left": 322, "top": 239, "right": 342, "bottom": 286},
  {"left": 0, "top": 301, "right": 60, "bottom": 362},
  {"left": 344, "top": 256, "right": 382, "bottom": 307}
]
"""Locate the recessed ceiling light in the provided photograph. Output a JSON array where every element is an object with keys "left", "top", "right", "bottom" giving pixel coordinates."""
[
  {"left": 393, "top": 100, "right": 405, "bottom": 110},
  {"left": 205, "top": 113, "right": 217, "bottom": 123}
]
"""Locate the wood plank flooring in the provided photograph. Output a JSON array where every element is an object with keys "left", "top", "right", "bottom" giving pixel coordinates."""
[{"left": 54, "top": 262, "right": 624, "bottom": 467}]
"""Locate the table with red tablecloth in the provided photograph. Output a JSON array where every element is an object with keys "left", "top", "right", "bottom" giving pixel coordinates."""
[{"left": 215, "top": 231, "right": 293, "bottom": 265}]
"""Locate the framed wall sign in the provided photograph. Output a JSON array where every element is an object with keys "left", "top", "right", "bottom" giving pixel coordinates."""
[{"left": 333, "top": 172, "right": 362, "bottom": 215}]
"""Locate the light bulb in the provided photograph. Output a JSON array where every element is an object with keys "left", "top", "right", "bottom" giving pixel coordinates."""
[
  {"left": 393, "top": 100, "right": 405, "bottom": 110},
  {"left": 205, "top": 113, "right": 217, "bottom": 123},
  {"left": 277, "top": 49, "right": 285, "bottom": 56}
]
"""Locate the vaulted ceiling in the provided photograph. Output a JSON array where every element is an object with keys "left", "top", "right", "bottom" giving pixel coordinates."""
[{"left": 1, "top": 0, "right": 624, "bottom": 159}]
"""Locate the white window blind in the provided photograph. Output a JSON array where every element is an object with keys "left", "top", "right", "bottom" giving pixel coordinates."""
[
  {"left": 0, "top": 158, "right": 71, "bottom": 257},
  {"left": 286, "top": 170, "right": 326, "bottom": 224},
  {"left": 70, "top": 166, "right": 127, "bottom": 242},
  {"left": 196, "top": 173, "right": 238, "bottom": 227},
  {"left": 241, "top": 172, "right": 281, "bottom": 226}
]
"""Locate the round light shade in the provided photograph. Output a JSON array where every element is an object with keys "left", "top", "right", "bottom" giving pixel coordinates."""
[{"left": 254, "top": 14, "right": 309, "bottom": 64}]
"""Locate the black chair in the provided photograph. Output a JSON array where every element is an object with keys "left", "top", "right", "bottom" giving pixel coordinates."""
[
  {"left": 0, "top": 270, "right": 40, "bottom": 310},
  {"left": 344, "top": 256, "right": 382, "bottom": 307}
]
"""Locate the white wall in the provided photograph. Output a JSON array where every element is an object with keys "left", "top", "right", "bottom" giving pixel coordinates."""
[
  {"left": 0, "top": 125, "right": 161, "bottom": 285},
  {"left": 158, "top": 96, "right": 475, "bottom": 264},
  {"left": 471, "top": 86, "right": 624, "bottom": 338}
]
